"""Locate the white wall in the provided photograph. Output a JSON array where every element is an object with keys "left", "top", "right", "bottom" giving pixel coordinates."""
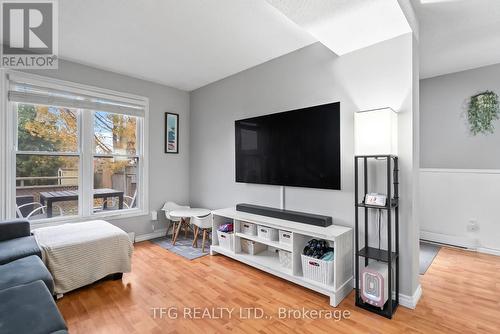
[
  {"left": 4, "top": 60, "right": 191, "bottom": 237},
  {"left": 420, "top": 63, "right": 500, "bottom": 253},
  {"left": 190, "top": 35, "right": 420, "bottom": 298},
  {"left": 420, "top": 169, "right": 500, "bottom": 254}
]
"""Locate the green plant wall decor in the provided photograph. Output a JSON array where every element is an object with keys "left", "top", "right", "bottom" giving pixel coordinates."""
[{"left": 467, "top": 91, "right": 500, "bottom": 135}]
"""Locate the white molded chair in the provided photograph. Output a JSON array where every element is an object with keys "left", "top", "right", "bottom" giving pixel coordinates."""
[
  {"left": 191, "top": 213, "right": 213, "bottom": 253},
  {"left": 123, "top": 190, "right": 137, "bottom": 209},
  {"left": 16, "top": 202, "right": 63, "bottom": 219},
  {"left": 161, "top": 201, "right": 190, "bottom": 241},
  {"left": 96, "top": 190, "right": 137, "bottom": 212}
]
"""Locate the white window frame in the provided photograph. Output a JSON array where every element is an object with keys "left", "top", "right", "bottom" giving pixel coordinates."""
[
  {"left": 2, "top": 70, "right": 149, "bottom": 224},
  {"left": 0, "top": 69, "right": 6, "bottom": 221}
]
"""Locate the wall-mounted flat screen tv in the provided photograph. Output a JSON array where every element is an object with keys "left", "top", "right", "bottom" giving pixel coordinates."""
[{"left": 235, "top": 102, "right": 341, "bottom": 190}]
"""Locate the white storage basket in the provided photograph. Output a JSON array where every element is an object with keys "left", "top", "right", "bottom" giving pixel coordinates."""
[
  {"left": 217, "top": 230, "right": 234, "bottom": 251},
  {"left": 301, "top": 254, "right": 334, "bottom": 285},
  {"left": 257, "top": 225, "right": 278, "bottom": 241},
  {"left": 279, "top": 230, "right": 292, "bottom": 244},
  {"left": 278, "top": 250, "right": 292, "bottom": 270},
  {"left": 240, "top": 239, "right": 267, "bottom": 255},
  {"left": 240, "top": 222, "right": 257, "bottom": 236}
]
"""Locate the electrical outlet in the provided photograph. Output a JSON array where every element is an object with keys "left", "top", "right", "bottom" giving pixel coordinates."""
[
  {"left": 467, "top": 219, "right": 479, "bottom": 232},
  {"left": 151, "top": 210, "right": 158, "bottom": 221}
]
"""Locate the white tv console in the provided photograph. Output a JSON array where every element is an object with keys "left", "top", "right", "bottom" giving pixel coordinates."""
[{"left": 210, "top": 207, "right": 354, "bottom": 307}]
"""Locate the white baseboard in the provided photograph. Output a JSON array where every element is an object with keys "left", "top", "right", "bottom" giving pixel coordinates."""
[
  {"left": 420, "top": 230, "right": 477, "bottom": 249},
  {"left": 398, "top": 284, "right": 422, "bottom": 309},
  {"left": 135, "top": 229, "right": 167, "bottom": 242},
  {"left": 356, "top": 283, "right": 422, "bottom": 310},
  {"left": 420, "top": 168, "right": 500, "bottom": 174},
  {"left": 477, "top": 247, "right": 500, "bottom": 256},
  {"left": 421, "top": 230, "right": 500, "bottom": 256}
]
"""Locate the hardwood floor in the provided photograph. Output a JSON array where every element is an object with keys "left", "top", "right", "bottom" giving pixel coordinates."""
[{"left": 57, "top": 242, "right": 500, "bottom": 333}]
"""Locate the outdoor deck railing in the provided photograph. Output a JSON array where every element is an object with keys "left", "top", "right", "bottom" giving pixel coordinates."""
[{"left": 16, "top": 176, "right": 78, "bottom": 189}]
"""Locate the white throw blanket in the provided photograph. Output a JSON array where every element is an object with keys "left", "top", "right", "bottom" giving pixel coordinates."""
[{"left": 33, "top": 220, "right": 133, "bottom": 294}]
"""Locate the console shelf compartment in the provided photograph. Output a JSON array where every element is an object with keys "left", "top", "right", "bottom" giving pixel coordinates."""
[
  {"left": 212, "top": 245, "right": 293, "bottom": 276},
  {"left": 235, "top": 232, "right": 292, "bottom": 252},
  {"left": 211, "top": 207, "right": 353, "bottom": 307}
]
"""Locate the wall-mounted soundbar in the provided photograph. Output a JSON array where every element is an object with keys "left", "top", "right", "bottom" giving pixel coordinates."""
[{"left": 236, "top": 203, "right": 332, "bottom": 227}]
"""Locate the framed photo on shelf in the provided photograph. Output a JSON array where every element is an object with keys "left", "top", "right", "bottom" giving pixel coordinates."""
[{"left": 165, "top": 112, "right": 179, "bottom": 153}]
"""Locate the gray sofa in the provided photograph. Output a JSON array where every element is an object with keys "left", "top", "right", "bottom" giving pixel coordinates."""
[
  {"left": 0, "top": 219, "right": 68, "bottom": 334},
  {"left": 0, "top": 219, "right": 41, "bottom": 265}
]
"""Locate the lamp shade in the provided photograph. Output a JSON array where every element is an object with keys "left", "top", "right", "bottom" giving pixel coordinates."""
[{"left": 354, "top": 107, "right": 398, "bottom": 155}]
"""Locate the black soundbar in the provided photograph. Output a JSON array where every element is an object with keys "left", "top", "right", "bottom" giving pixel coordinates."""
[{"left": 236, "top": 203, "right": 332, "bottom": 227}]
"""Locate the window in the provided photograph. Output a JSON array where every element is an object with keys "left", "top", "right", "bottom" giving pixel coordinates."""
[
  {"left": 6, "top": 72, "right": 148, "bottom": 222},
  {"left": 16, "top": 103, "right": 80, "bottom": 219},
  {"left": 93, "top": 112, "right": 139, "bottom": 212}
]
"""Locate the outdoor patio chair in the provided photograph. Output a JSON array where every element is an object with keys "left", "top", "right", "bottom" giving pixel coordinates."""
[{"left": 16, "top": 196, "right": 63, "bottom": 220}]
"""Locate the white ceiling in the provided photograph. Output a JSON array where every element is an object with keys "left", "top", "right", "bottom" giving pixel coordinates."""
[
  {"left": 59, "top": 0, "right": 316, "bottom": 91},
  {"left": 58, "top": 1, "right": 500, "bottom": 90},
  {"left": 265, "top": 0, "right": 412, "bottom": 55},
  {"left": 413, "top": 0, "right": 500, "bottom": 79}
]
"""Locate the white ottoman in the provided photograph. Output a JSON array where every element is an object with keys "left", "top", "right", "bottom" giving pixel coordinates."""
[{"left": 33, "top": 220, "right": 133, "bottom": 295}]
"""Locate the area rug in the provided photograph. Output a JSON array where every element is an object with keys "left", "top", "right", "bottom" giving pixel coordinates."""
[
  {"left": 151, "top": 234, "right": 211, "bottom": 260},
  {"left": 420, "top": 241, "right": 441, "bottom": 274}
]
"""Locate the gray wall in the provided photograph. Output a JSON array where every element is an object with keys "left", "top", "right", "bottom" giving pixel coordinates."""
[
  {"left": 421, "top": 63, "right": 500, "bottom": 168},
  {"left": 420, "top": 63, "right": 500, "bottom": 252},
  {"left": 190, "top": 35, "right": 420, "bottom": 297},
  {"left": 27, "top": 60, "right": 190, "bottom": 236}
]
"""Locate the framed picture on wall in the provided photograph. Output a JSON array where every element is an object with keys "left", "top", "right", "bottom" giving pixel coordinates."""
[{"left": 165, "top": 112, "right": 179, "bottom": 153}]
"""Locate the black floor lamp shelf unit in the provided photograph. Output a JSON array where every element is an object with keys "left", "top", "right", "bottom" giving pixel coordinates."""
[{"left": 354, "top": 155, "right": 400, "bottom": 319}]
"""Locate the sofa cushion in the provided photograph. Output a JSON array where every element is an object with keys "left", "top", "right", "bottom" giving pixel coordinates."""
[
  {"left": 0, "top": 280, "right": 67, "bottom": 334},
  {"left": 0, "top": 255, "right": 54, "bottom": 294},
  {"left": 0, "top": 235, "right": 41, "bottom": 265},
  {"left": 0, "top": 219, "right": 30, "bottom": 242}
]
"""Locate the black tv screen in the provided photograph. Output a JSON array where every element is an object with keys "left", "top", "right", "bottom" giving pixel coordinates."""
[{"left": 235, "top": 102, "right": 341, "bottom": 190}]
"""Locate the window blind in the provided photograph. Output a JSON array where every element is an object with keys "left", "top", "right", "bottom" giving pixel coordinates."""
[{"left": 8, "top": 82, "right": 145, "bottom": 117}]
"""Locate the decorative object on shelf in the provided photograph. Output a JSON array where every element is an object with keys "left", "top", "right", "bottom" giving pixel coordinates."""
[
  {"left": 302, "top": 239, "right": 334, "bottom": 259},
  {"left": 257, "top": 225, "right": 279, "bottom": 241},
  {"left": 278, "top": 249, "right": 292, "bottom": 269},
  {"left": 217, "top": 222, "right": 233, "bottom": 233},
  {"left": 361, "top": 262, "right": 389, "bottom": 309},
  {"left": 240, "top": 222, "right": 257, "bottom": 236},
  {"left": 365, "top": 193, "right": 387, "bottom": 207},
  {"left": 301, "top": 254, "right": 335, "bottom": 285},
  {"left": 278, "top": 230, "right": 292, "bottom": 244},
  {"left": 240, "top": 239, "right": 266, "bottom": 255},
  {"left": 216, "top": 230, "right": 234, "bottom": 250},
  {"left": 467, "top": 91, "right": 499, "bottom": 135},
  {"left": 165, "top": 112, "right": 179, "bottom": 153},
  {"left": 354, "top": 155, "right": 399, "bottom": 319},
  {"left": 354, "top": 107, "right": 398, "bottom": 155}
]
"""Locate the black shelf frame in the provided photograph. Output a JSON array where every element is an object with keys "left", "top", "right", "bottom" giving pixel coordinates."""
[
  {"left": 356, "top": 299, "right": 399, "bottom": 319},
  {"left": 354, "top": 155, "right": 399, "bottom": 319},
  {"left": 355, "top": 199, "right": 398, "bottom": 210},
  {"left": 357, "top": 246, "right": 398, "bottom": 263}
]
